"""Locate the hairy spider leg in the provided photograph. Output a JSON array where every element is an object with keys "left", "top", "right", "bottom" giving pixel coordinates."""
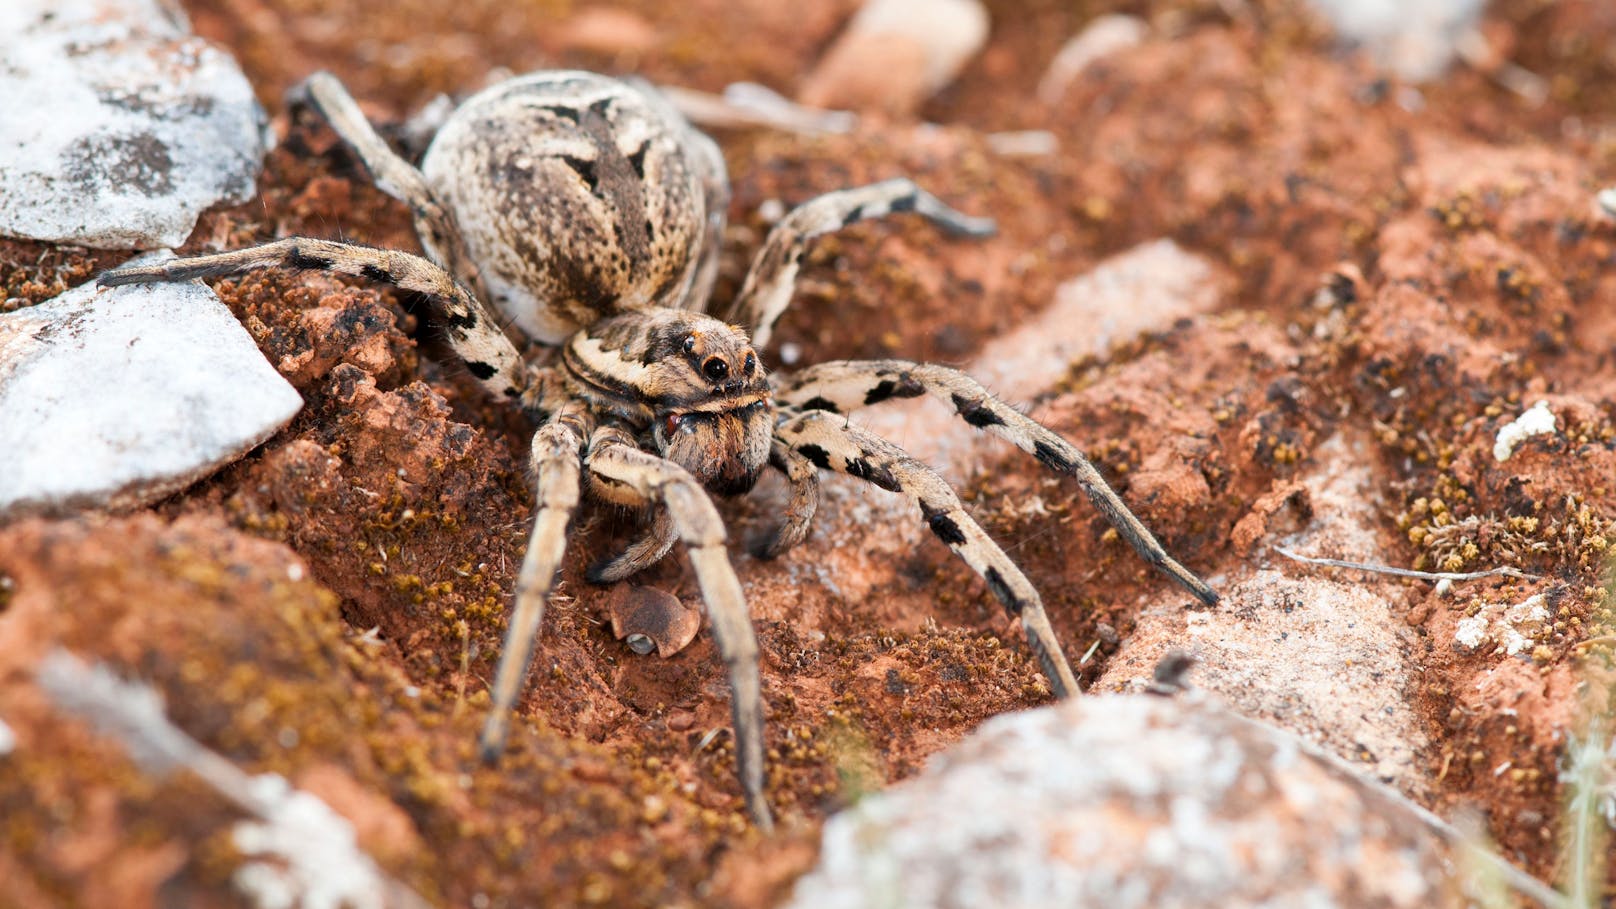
[
  {"left": 728, "top": 178, "right": 997, "bottom": 350},
  {"left": 775, "top": 410, "right": 1081, "bottom": 697},
  {"left": 774, "top": 360, "right": 1219, "bottom": 607}
]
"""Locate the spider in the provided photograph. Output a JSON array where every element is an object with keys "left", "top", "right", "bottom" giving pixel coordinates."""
[{"left": 102, "top": 69, "right": 1218, "bottom": 830}]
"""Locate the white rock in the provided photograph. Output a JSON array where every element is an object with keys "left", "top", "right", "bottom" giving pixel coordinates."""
[
  {"left": 233, "top": 774, "right": 388, "bottom": 909},
  {"left": 1454, "top": 593, "right": 1551, "bottom": 656},
  {"left": 1102, "top": 432, "right": 1432, "bottom": 795},
  {"left": 0, "top": 256, "right": 302, "bottom": 518},
  {"left": 788, "top": 695, "right": 1466, "bottom": 909},
  {"left": 1037, "top": 14, "right": 1148, "bottom": 103},
  {"left": 0, "top": 0, "right": 269, "bottom": 249},
  {"left": 1493, "top": 400, "right": 1556, "bottom": 462},
  {"left": 848, "top": 0, "right": 988, "bottom": 92},
  {"left": 1305, "top": 0, "right": 1485, "bottom": 82},
  {"left": 799, "top": 0, "right": 989, "bottom": 115},
  {"left": 1597, "top": 187, "right": 1616, "bottom": 220}
]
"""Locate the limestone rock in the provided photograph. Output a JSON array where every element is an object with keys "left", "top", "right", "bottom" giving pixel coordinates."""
[
  {"left": 789, "top": 695, "right": 1467, "bottom": 909},
  {"left": 0, "top": 0, "right": 270, "bottom": 249},
  {"left": 0, "top": 258, "right": 302, "bottom": 518},
  {"left": 799, "top": 0, "right": 989, "bottom": 116}
]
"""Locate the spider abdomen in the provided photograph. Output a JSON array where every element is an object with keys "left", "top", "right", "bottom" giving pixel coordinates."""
[{"left": 422, "top": 71, "right": 718, "bottom": 344}]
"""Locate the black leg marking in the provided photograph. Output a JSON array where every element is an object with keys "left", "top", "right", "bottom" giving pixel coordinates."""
[
  {"left": 845, "top": 456, "right": 900, "bottom": 492},
  {"left": 926, "top": 510, "right": 967, "bottom": 546},
  {"left": 953, "top": 392, "right": 1005, "bottom": 428},
  {"left": 796, "top": 444, "right": 832, "bottom": 470},
  {"left": 800, "top": 396, "right": 840, "bottom": 414},
  {"left": 1033, "top": 439, "right": 1074, "bottom": 473},
  {"left": 982, "top": 567, "right": 1019, "bottom": 615},
  {"left": 864, "top": 376, "right": 925, "bottom": 406},
  {"left": 288, "top": 247, "right": 335, "bottom": 271}
]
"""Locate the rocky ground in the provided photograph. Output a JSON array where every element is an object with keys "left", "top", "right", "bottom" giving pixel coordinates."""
[{"left": 4, "top": 0, "right": 1616, "bottom": 906}]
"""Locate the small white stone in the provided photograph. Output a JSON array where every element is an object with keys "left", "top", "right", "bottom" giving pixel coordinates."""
[
  {"left": 799, "top": 0, "right": 989, "bottom": 114},
  {"left": 1492, "top": 400, "right": 1556, "bottom": 462},
  {"left": 1305, "top": 0, "right": 1485, "bottom": 82},
  {"left": 0, "top": 0, "right": 270, "bottom": 249},
  {"left": 0, "top": 255, "right": 302, "bottom": 518},
  {"left": 1597, "top": 187, "right": 1616, "bottom": 220},
  {"left": 1453, "top": 594, "right": 1549, "bottom": 656},
  {"left": 233, "top": 774, "right": 388, "bottom": 909},
  {"left": 1037, "top": 14, "right": 1148, "bottom": 103},
  {"left": 846, "top": 0, "right": 988, "bottom": 93},
  {"left": 1453, "top": 612, "right": 1491, "bottom": 651}
]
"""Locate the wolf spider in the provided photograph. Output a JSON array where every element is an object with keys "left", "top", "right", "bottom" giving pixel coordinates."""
[{"left": 102, "top": 70, "right": 1217, "bottom": 829}]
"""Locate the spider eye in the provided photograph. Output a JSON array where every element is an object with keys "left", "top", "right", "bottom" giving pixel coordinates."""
[
  {"left": 702, "top": 357, "right": 729, "bottom": 381},
  {"left": 682, "top": 335, "right": 696, "bottom": 354},
  {"left": 743, "top": 353, "right": 756, "bottom": 374}
]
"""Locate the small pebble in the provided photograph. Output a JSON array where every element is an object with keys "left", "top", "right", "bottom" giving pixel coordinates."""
[
  {"left": 799, "top": 0, "right": 989, "bottom": 116},
  {"left": 1036, "top": 14, "right": 1147, "bottom": 104}
]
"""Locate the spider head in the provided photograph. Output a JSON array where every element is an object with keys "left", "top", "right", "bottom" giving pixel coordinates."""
[{"left": 646, "top": 320, "right": 774, "bottom": 496}]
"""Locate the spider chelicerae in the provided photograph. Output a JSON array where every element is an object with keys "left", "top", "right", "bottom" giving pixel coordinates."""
[{"left": 102, "top": 69, "right": 1218, "bottom": 830}]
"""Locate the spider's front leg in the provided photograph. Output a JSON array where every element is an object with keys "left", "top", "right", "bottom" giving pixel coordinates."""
[
  {"left": 775, "top": 361, "right": 1219, "bottom": 606},
  {"left": 775, "top": 410, "right": 1082, "bottom": 699},
  {"left": 586, "top": 510, "right": 676, "bottom": 583},
  {"left": 584, "top": 426, "right": 773, "bottom": 831},
  {"left": 751, "top": 439, "right": 821, "bottom": 559},
  {"left": 479, "top": 406, "right": 592, "bottom": 760},
  {"left": 99, "top": 238, "right": 524, "bottom": 401},
  {"left": 727, "top": 178, "right": 996, "bottom": 349}
]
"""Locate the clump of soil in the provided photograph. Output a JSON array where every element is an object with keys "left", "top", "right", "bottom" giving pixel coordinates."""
[{"left": 4, "top": 0, "right": 1616, "bottom": 905}]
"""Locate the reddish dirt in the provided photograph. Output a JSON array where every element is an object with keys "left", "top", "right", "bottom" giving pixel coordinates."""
[{"left": 4, "top": 0, "right": 1616, "bottom": 905}]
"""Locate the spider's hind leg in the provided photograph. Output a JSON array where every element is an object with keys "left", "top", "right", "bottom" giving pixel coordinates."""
[
  {"left": 99, "top": 238, "right": 524, "bottom": 400},
  {"left": 775, "top": 410, "right": 1082, "bottom": 699},
  {"left": 728, "top": 178, "right": 995, "bottom": 349},
  {"left": 774, "top": 360, "right": 1219, "bottom": 606},
  {"left": 291, "top": 71, "right": 473, "bottom": 278}
]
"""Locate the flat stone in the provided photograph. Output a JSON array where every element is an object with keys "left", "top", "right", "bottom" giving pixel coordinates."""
[
  {"left": 788, "top": 694, "right": 1467, "bottom": 909},
  {"left": 0, "top": 257, "right": 302, "bottom": 518},
  {"left": 0, "top": 0, "right": 269, "bottom": 249},
  {"left": 1037, "top": 14, "right": 1148, "bottom": 103},
  {"left": 1304, "top": 0, "right": 1485, "bottom": 81},
  {"left": 1100, "top": 431, "right": 1432, "bottom": 797},
  {"left": 799, "top": 0, "right": 989, "bottom": 116}
]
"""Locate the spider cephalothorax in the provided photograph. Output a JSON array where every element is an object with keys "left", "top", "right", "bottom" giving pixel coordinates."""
[
  {"left": 566, "top": 309, "right": 774, "bottom": 497},
  {"left": 102, "top": 69, "right": 1217, "bottom": 831}
]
